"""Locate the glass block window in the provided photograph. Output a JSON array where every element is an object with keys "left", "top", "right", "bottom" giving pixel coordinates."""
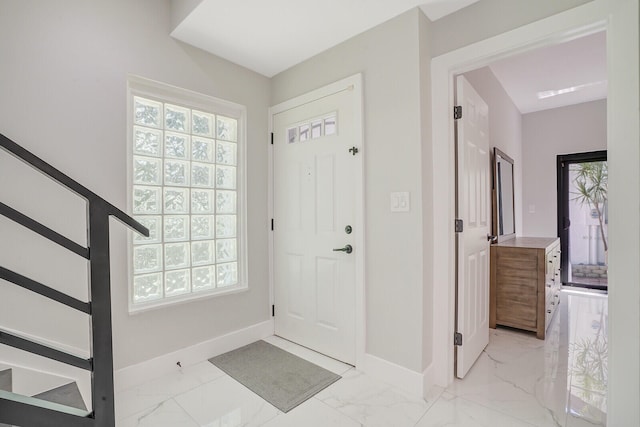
[{"left": 129, "top": 81, "right": 245, "bottom": 311}]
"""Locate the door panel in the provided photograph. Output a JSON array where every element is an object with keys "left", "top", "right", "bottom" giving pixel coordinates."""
[
  {"left": 273, "top": 87, "right": 357, "bottom": 364},
  {"left": 456, "top": 75, "right": 491, "bottom": 378}
]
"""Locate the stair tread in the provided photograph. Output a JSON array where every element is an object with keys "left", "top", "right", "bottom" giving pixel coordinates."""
[
  {"left": 0, "top": 389, "right": 91, "bottom": 418},
  {"left": 0, "top": 369, "right": 11, "bottom": 393},
  {"left": 33, "top": 381, "right": 87, "bottom": 411}
]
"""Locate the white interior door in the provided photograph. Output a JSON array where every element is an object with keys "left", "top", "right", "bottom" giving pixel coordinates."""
[
  {"left": 455, "top": 75, "right": 490, "bottom": 378},
  {"left": 273, "top": 86, "right": 358, "bottom": 364}
]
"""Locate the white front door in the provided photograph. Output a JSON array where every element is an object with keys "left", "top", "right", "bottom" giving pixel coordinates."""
[
  {"left": 272, "top": 84, "right": 359, "bottom": 364},
  {"left": 455, "top": 75, "right": 491, "bottom": 378}
]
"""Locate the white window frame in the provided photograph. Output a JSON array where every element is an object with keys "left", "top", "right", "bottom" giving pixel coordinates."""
[{"left": 126, "top": 75, "right": 248, "bottom": 313}]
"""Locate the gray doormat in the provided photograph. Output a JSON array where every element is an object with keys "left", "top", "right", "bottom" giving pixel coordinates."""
[{"left": 209, "top": 340, "right": 341, "bottom": 413}]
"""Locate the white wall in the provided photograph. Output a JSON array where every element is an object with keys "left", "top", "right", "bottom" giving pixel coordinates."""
[
  {"left": 463, "top": 66, "right": 523, "bottom": 236},
  {"left": 521, "top": 99, "right": 607, "bottom": 237},
  {"left": 271, "top": 9, "right": 427, "bottom": 373},
  {"left": 430, "top": 0, "right": 594, "bottom": 56},
  {"left": 419, "top": 10, "right": 435, "bottom": 375},
  {"left": 0, "top": 0, "right": 271, "bottom": 370}
]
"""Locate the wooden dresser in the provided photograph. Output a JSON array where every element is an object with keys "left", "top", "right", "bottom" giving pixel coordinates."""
[{"left": 490, "top": 237, "right": 561, "bottom": 339}]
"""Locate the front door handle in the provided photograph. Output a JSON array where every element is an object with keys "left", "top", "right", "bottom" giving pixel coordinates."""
[{"left": 333, "top": 244, "right": 353, "bottom": 254}]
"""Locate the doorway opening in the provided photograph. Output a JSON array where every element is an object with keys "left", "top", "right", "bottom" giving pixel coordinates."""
[{"left": 557, "top": 151, "right": 608, "bottom": 291}]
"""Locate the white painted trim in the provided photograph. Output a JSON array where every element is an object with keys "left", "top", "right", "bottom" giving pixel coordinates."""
[
  {"left": 114, "top": 319, "right": 273, "bottom": 392},
  {"left": 267, "top": 73, "right": 366, "bottom": 368},
  {"left": 422, "top": 363, "right": 435, "bottom": 396},
  {"left": 431, "top": 7, "right": 638, "bottom": 424},
  {"left": 360, "top": 353, "right": 424, "bottom": 398},
  {"left": 431, "top": 0, "right": 610, "bottom": 386}
]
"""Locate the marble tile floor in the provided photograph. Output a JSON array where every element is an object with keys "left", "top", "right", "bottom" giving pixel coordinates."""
[{"left": 115, "top": 289, "right": 607, "bottom": 427}]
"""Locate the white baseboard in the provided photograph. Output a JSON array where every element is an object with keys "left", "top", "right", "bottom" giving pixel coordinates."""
[
  {"left": 422, "top": 363, "right": 435, "bottom": 396},
  {"left": 114, "top": 319, "right": 274, "bottom": 392},
  {"left": 360, "top": 353, "right": 425, "bottom": 398}
]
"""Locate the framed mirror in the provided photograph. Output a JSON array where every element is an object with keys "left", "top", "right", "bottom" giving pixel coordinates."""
[{"left": 493, "top": 148, "right": 515, "bottom": 242}]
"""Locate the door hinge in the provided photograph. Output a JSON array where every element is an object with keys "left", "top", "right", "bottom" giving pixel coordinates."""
[
  {"left": 454, "top": 106, "right": 462, "bottom": 120},
  {"left": 270, "top": 132, "right": 274, "bottom": 145},
  {"left": 272, "top": 304, "right": 275, "bottom": 317},
  {"left": 455, "top": 219, "right": 464, "bottom": 233},
  {"left": 271, "top": 218, "right": 274, "bottom": 231},
  {"left": 454, "top": 332, "right": 463, "bottom": 346}
]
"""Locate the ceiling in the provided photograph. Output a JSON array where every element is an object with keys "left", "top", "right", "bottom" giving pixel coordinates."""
[
  {"left": 171, "top": 0, "right": 480, "bottom": 77},
  {"left": 488, "top": 31, "right": 607, "bottom": 114},
  {"left": 171, "top": 1, "right": 606, "bottom": 114}
]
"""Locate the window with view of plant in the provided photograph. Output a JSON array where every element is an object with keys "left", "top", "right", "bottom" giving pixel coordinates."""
[{"left": 128, "top": 81, "right": 245, "bottom": 310}]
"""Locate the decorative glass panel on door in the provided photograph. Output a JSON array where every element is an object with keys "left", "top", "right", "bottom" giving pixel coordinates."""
[{"left": 324, "top": 115, "right": 337, "bottom": 135}]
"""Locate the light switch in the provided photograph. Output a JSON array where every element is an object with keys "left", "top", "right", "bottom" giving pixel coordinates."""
[{"left": 390, "top": 192, "right": 410, "bottom": 212}]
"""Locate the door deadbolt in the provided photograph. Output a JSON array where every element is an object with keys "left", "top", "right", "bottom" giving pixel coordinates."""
[{"left": 345, "top": 225, "right": 353, "bottom": 234}]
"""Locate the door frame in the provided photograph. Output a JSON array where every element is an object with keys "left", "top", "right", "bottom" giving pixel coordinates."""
[
  {"left": 268, "top": 74, "right": 366, "bottom": 367},
  {"left": 431, "top": 6, "right": 639, "bottom": 420},
  {"left": 557, "top": 150, "right": 608, "bottom": 290}
]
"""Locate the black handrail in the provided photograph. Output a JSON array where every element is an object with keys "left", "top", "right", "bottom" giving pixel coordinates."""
[{"left": 0, "top": 133, "right": 148, "bottom": 427}]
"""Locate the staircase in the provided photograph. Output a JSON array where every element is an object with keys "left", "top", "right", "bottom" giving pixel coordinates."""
[
  {"left": 0, "top": 134, "right": 148, "bottom": 427},
  {"left": 0, "top": 369, "right": 10, "bottom": 427},
  {"left": 0, "top": 365, "right": 88, "bottom": 427}
]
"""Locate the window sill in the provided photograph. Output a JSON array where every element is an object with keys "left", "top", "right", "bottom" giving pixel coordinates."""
[{"left": 128, "top": 283, "right": 249, "bottom": 315}]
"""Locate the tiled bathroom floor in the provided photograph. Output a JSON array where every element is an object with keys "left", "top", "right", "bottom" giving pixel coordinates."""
[{"left": 115, "top": 289, "right": 607, "bottom": 426}]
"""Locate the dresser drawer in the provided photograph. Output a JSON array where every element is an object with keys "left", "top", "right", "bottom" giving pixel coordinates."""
[{"left": 490, "top": 237, "right": 561, "bottom": 339}]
